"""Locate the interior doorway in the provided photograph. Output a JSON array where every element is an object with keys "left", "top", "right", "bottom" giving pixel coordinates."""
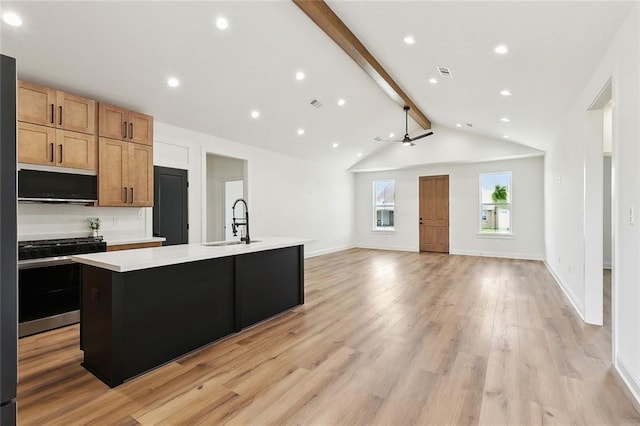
[
  {"left": 584, "top": 79, "right": 614, "bottom": 358},
  {"left": 205, "top": 154, "right": 246, "bottom": 242},
  {"left": 419, "top": 175, "right": 450, "bottom": 253}
]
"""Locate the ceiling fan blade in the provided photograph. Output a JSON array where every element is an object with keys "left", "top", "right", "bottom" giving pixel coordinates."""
[
  {"left": 409, "top": 131, "right": 434, "bottom": 142},
  {"left": 374, "top": 137, "right": 400, "bottom": 142}
]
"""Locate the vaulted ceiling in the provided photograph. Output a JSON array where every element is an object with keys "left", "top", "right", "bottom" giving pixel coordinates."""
[{"left": 0, "top": 1, "right": 633, "bottom": 169}]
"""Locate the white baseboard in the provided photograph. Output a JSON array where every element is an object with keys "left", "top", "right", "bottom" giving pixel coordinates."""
[
  {"left": 304, "top": 245, "right": 354, "bottom": 258},
  {"left": 450, "top": 249, "right": 543, "bottom": 261},
  {"left": 354, "top": 244, "right": 419, "bottom": 253},
  {"left": 543, "top": 260, "right": 586, "bottom": 322},
  {"left": 616, "top": 355, "right": 640, "bottom": 409}
]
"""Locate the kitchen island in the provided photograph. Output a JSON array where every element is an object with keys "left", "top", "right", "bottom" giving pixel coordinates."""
[{"left": 72, "top": 237, "right": 308, "bottom": 387}]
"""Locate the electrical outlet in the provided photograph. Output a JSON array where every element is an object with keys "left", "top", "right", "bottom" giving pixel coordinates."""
[
  {"left": 558, "top": 256, "right": 561, "bottom": 263},
  {"left": 112, "top": 216, "right": 119, "bottom": 226},
  {"left": 630, "top": 207, "right": 636, "bottom": 225},
  {"left": 137, "top": 210, "right": 144, "bottom": 220}
]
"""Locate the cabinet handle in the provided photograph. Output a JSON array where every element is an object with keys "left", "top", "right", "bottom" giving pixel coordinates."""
[
  {"left": 130, "top": 187, "right": 134, "bottom": 203},
  {"left": 59, "top": 106, "right": 63, "bottom": 125},
  {"left": 58, "top": 145, "right": 63, "bottom": 163},
  {"left": 123, "top": 187, "right": 128, "bottom": 203},
  {"left": 50, "top": 143, "right": 54, "bottom": 162},
  {"left": 50, "top": 104, "right": 54, "bottom": 124},
  {"left": 123, "top": 121, "right": 128, "bottom": 139},
  {"left": 129, "top": 123, "right": 133, "bottom": 140}
]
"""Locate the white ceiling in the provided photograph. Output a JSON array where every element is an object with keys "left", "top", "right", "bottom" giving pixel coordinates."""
[{"left": 0, "top": 1, "right": 633, "bottom": 169}]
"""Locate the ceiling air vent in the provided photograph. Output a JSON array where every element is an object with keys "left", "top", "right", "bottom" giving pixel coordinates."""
[
  {"left": 437, "top": 66, "right": 452, "bottom": 78},
  {"left": 310, "top": 99, "right": 323, "bottom": 108}
]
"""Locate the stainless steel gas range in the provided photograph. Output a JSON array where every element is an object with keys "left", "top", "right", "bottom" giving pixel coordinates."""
[{"left": 18, "top": 237, "right": 106, "bottom": 337}]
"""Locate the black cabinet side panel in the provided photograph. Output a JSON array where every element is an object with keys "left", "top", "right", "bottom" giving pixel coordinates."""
[
  {"left": 1, "top": 401, "right": 16, "bottom": 425},
  {"left": 236, "top": 246, "right": 302, "bottom": 329},
  {"left": 121, "top": 257, "right": 235, "bottom": 379},
  {"left": 81, "top": 266, "right": 114, "bottom": 384},
  {"left": 0, "top": 54, "right": 17, "bottom": 408}
]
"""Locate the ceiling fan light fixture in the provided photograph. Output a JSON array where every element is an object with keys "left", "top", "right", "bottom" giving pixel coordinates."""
[{"left": 402, "top": 141, "right": 413, "bottom": 147}]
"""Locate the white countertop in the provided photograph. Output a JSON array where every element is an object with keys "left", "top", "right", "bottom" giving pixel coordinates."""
[{"left": 71, "top": 237, "right": 312, "bottom": 272}]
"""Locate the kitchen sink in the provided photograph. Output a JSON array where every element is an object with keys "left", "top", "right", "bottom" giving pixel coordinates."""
[{"left": 201, "top": 240, "right": 260, "bottom": 247}]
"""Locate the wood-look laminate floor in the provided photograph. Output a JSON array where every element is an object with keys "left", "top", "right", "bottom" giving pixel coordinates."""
[{"left": 17, "top": 250, "right": 640, "bottom": 425}]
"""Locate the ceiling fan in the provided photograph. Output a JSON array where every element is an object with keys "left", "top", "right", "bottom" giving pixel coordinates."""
[{"left": 375, "top": 106, "right": 434, "bottom": 146}]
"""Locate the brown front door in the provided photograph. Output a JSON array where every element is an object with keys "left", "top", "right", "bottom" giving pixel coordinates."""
[{"left": 419, "top": 175, "right": 449, "bottom": 253}]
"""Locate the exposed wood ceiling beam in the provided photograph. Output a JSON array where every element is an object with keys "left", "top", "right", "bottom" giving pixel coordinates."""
[{"left": 293, "top": 0, "right": 431, "bottom": 130}]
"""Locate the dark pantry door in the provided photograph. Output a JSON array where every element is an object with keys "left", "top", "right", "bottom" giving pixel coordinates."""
[{"left": 153, "top": 166, "right": 188, "bottom": 246}]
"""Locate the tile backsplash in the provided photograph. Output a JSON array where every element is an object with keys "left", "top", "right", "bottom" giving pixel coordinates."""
[{"left": 18, "top": 203, "right": 150, "bottom": 241}]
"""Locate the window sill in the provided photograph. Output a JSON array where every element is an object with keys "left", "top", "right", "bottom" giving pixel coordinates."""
[
  {"left": 476, "top": 232, "right": 515, "bottom": 239},
  {"left": 372, "top": 228, "right": 396, "bottom": 233}
]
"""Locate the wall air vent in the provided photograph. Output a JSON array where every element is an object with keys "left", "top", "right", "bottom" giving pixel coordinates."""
[
  {"left": 310, "top": 99, "right": 323, "bottom": 108},
  {"left": 437, "top": 66, "right": 452, "bottom": 78}
]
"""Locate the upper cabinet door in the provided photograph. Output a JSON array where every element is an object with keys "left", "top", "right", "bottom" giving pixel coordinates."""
[
  {"left": 98, "top": 103, "right": 128, "bottom": 140},
  {"left": 56, "top": 91, "right": 96, "bottom": 135},
  {"left": 128, "top": 111, "right": 153, "bottom": 145},
  {"left": 18, "top": 81, "right": 56, "bottom": 126},
  {"left": 98, "top": 138, "right": 129, "bottom": 207},
  {"left": 129, "top": 143, "right": 153, "bottom": 207},
  {"left": 18, "top": 122, "right": 56, "bottom": 165},
  {"left": 57, "top": 130, "right": 97, "bottom": 171}
]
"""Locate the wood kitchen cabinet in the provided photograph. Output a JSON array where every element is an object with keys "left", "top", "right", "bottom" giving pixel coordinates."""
[
  {"left": 98, "top": 138, "right": 153, "bottom": 207},
  {"left": 18, "top": 80, "right": 96, "bottom": 135},
  {"left": 18, "top": 122, "right": 97, "bottom": 171},
  {"left": 98, "top": 103, "right": 153, "bottom": 145}
]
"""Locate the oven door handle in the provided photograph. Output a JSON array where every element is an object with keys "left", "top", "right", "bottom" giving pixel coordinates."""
[{"left": 18, "top": 256, "right": 74, "bottom": 270}]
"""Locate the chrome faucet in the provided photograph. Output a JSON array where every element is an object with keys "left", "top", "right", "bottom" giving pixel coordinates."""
[{"left": 231, "top": 198, "right": 250, "bottom": 244}]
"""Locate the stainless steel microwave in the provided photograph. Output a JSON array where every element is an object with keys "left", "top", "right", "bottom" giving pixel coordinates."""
[{"left": 18, "top": 169, "right": 97, "bottom": 204}]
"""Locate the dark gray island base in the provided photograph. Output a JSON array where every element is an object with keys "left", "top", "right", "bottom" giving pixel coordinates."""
[{"left": 80, "top": 245, "right": 304, "bottom": 387}]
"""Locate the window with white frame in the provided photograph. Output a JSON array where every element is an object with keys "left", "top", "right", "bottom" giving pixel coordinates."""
[
  {"left": 480, "top": 172, "right": 512, "bottom": 234},
  {"left": 373, "top": 180, "right": 395, "bottom": 230}
]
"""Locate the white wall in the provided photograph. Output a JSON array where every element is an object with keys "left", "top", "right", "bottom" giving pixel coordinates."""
[
  {"left": 154, "top": 121, "right": 354, "bottom": 257},
  {"left": 354, "top": 156, "right": 545, "bottom": 260},
  {"left": 544, "top": 4, "right": 640, "bottom": 402}
]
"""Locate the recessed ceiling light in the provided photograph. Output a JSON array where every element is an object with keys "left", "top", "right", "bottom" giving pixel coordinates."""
[
  {"left": 297, "top": 128, "right": 305, "bottom": 136},
  {"left": 296, "top": 71, "right": 305, "bottom": 81},
  {"left": 389, "top": 133, "right": 395, "bottom": 138},
  {"left": 357, "top": 152, "right": 362, "bottom": 157},
  {"left": 503, "top": 135, "right": 510, "bottom": 139},
  {"left": 403, "top": 36, "right": 416, "bottom": 45},
  {"left": 250, "top": 110, "right": 260, "bottom": 119},
  {"left": 455, "top": 123, "right": 462, "bottom": 128},
  {"left": 494, "top": 44, "right": 509, "bottom": 54},
  {"left": 428, "top": 78, "right": 438, "bottom": 84},
  {"left": 337, "top": 98, "right": 346, "bottom": 106},
  {"left": 332, "top": 143, "right": 339, "bottom": 148},
  {"left": 215, "top": 16, "right": 228, "bottom": 30},
  {"left": 500, "top": 89, "right": 512, "bottom": 96},
  {"left": 167, "top": 77, "right": 180, "bottom": 88},
  {"left": 500, "top": 117, "right": 510, "bottom": 122},
  {"left": 2, "top": 12, "right": 22, "bottom": 27}
]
